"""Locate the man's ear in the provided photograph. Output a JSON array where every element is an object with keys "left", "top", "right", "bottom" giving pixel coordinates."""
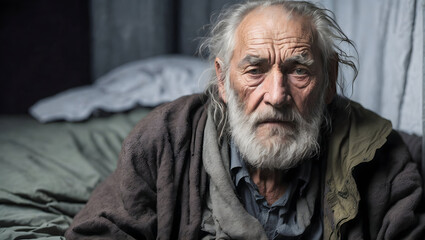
[
  {"left": 215, "top": 58, "right": 227, "bottom": 103},
  {"left": 325, "top": 53, "right": 338, "bottom": 104}
]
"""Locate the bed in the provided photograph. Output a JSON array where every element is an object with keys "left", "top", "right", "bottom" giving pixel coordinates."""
[
  {"left": 0, "top": 55, "right": 209, "bottom": 239},
  {"left": 0, "top": 107, "right": 150, "bottom": 239}
]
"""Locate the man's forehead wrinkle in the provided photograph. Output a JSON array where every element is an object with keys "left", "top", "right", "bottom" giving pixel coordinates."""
[
  {"left": 238, "top": 41, "right": 313, "bottom": 66},
  {"left": 243, "top": 38, "right": 313, "bottom": 60},
  {"left": 273, "top": 34, "right": 313, "bottom": 44},
  {"left": 281, "top": 45, "right": 312, "bottom": 54},
  {"left": 244, "top": 27, "right": 313, "bottom": 41},
  {"left": 245, "top": 38, "right": 274, "bottom": 46},
  {"left": 244, "top": 37, "right": 312, "bottom": 46},
  {"left": 243, "top": 28, "right": 314, "bottom": 52},
  {"left": 234, "top": 5, "right": 319, "bottom": 68}
]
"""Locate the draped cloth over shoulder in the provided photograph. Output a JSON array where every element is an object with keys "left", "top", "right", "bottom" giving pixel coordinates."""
[{"left": 65, "top": 94, "right": 209, "bottom": 240}]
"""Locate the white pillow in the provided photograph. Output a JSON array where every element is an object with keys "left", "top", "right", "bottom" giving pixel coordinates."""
[{"left": 30, "top": 55, "right": 211, "bottom": 122}]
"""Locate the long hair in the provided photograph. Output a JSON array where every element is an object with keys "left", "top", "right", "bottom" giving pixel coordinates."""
[{"left": 199, "top": 0, "right": 358, "bottom": 139}]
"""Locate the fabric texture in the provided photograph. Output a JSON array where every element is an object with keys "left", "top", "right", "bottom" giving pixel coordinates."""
[
  {"left": 323, "top": 97, "right": 425, "bottom": 239},
  {"left": 0, "top": 107, "right": 150, "bottom": 240},
  {"left": 398, "top": 131, "right": 423, "bottom": 168},
  {"left": 201, "top": 114, "right": 268, "bottom": 240},
  {"left": 65, "top": 94, "right": 424, "bottom": 239},
  {"left": 315, "top": 0, "right": 422, "bottom": 135},
  {"left": 30, "top": 55, "right": 209, "bottom": 123},
  {"left": 229, "top": 141, "right": 322, "bottom": 239},
  {"left": 65, "top": 94, "right": 209, "bottom": 240}
]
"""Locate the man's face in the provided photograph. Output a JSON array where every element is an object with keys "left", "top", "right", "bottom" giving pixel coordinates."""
[{"left": 218, "top": 6, "right": 326, "bottom": 169}]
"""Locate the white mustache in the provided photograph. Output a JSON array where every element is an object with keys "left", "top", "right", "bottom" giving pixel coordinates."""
[{"left": 249, "top": 107, "right": 301, "bottom": 127}]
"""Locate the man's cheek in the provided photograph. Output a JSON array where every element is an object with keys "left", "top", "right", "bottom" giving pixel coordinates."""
[{"left": 242, "top": 87, "right": 265, "bottom": 114}]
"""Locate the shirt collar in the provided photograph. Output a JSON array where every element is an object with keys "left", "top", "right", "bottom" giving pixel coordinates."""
[
  {"left": 229, "top": 141, "right": 312, "bottom": 196},
  {"left": 230, "top": 141, "right": 250, "bottom": 187}
]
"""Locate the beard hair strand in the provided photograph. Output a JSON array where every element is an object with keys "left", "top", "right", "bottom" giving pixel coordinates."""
[{"left": 225, "top": 78, "right": 324, "bottom": 170}]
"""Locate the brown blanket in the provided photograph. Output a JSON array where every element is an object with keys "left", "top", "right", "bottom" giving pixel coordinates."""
[{"left": 65, "top": 94, "right": 209, "bottom": 240}]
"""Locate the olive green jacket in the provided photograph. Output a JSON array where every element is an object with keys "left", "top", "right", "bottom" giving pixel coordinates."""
[{"left": 323, "top": 99, "right": 424, "bottom": 239}]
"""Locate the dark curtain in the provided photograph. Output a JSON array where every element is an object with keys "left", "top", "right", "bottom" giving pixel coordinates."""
[{"left": 90, "top": 0, "right": 241, "bottom": 79}]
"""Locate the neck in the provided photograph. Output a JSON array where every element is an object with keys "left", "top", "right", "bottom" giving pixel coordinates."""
[{"left": 248, "top": 167, "right": 292, "bottom": 205}]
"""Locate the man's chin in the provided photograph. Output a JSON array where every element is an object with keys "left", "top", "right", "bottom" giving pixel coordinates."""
[
  {"left": 258, "top": 120, "right": 296, "bottom": 130},
  {"left": 244, "top": 151, "right": 304, "bottom": 171},
  {"left": 255, "top": 126, "right": 296, "bottom": 144}
]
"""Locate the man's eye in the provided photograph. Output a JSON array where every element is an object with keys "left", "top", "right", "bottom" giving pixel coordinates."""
[
  {"left": 294, "top": 68, "right": 309, "bottom": 75},
  {"left": 247, "top": 68, "right": 262, "bottom": 75}
]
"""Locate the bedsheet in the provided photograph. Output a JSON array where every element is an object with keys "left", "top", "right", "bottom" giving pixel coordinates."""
[{"left": 0, "top": 108, "right": 150, "bottom": 239}]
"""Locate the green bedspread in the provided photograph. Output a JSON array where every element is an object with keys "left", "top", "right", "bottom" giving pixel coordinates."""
[{"left": 0, "top": 108, "right": 150, "bottom": 239}]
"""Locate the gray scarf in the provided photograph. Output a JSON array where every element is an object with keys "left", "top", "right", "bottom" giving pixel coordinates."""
[{"left": 201, "top": 108, "right": 319, "bottom": 239}]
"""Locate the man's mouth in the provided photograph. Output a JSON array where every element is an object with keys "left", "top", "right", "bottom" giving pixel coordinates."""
[{"left": 256, "top": 119, "right": 296, "bottom": 129}]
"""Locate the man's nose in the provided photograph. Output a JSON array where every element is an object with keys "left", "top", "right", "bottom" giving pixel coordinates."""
[{"left": 263, "top": 68, "right": 289, "bottom": 108}]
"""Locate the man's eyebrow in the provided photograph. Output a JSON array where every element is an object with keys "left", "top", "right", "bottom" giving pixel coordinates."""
[
  {"left": 237, "top": 55, "right": 268, "bottom": 68},
  {"left": 283, "top": 54, "right": 314, "bottom": 66}
]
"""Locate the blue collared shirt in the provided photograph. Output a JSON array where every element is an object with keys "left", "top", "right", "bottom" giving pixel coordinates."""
[{"left": 230, "top": 142, "right": 322, "bottom": 240}]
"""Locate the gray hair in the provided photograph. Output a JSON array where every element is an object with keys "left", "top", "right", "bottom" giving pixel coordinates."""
[{"left": 199, "top": 0, "right": 358, "bottom": 139}]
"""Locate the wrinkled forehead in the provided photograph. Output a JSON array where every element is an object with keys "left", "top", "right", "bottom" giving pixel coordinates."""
[{"left": 234, "top": 5, "right": 318, "bottom": 55}]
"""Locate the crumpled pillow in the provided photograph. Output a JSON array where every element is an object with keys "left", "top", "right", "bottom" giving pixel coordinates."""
[{"left": 30, "top": 55, "right": 211, "bottom": 123}]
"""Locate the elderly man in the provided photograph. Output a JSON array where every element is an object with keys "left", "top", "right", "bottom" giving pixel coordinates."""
[{"left": 65, "top": 0, "right": 424, "bottom": 239}]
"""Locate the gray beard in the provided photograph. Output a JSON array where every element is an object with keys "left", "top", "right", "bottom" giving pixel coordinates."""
[{"left": 226, "top": 79, "right": 324, "bottom": 170}]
